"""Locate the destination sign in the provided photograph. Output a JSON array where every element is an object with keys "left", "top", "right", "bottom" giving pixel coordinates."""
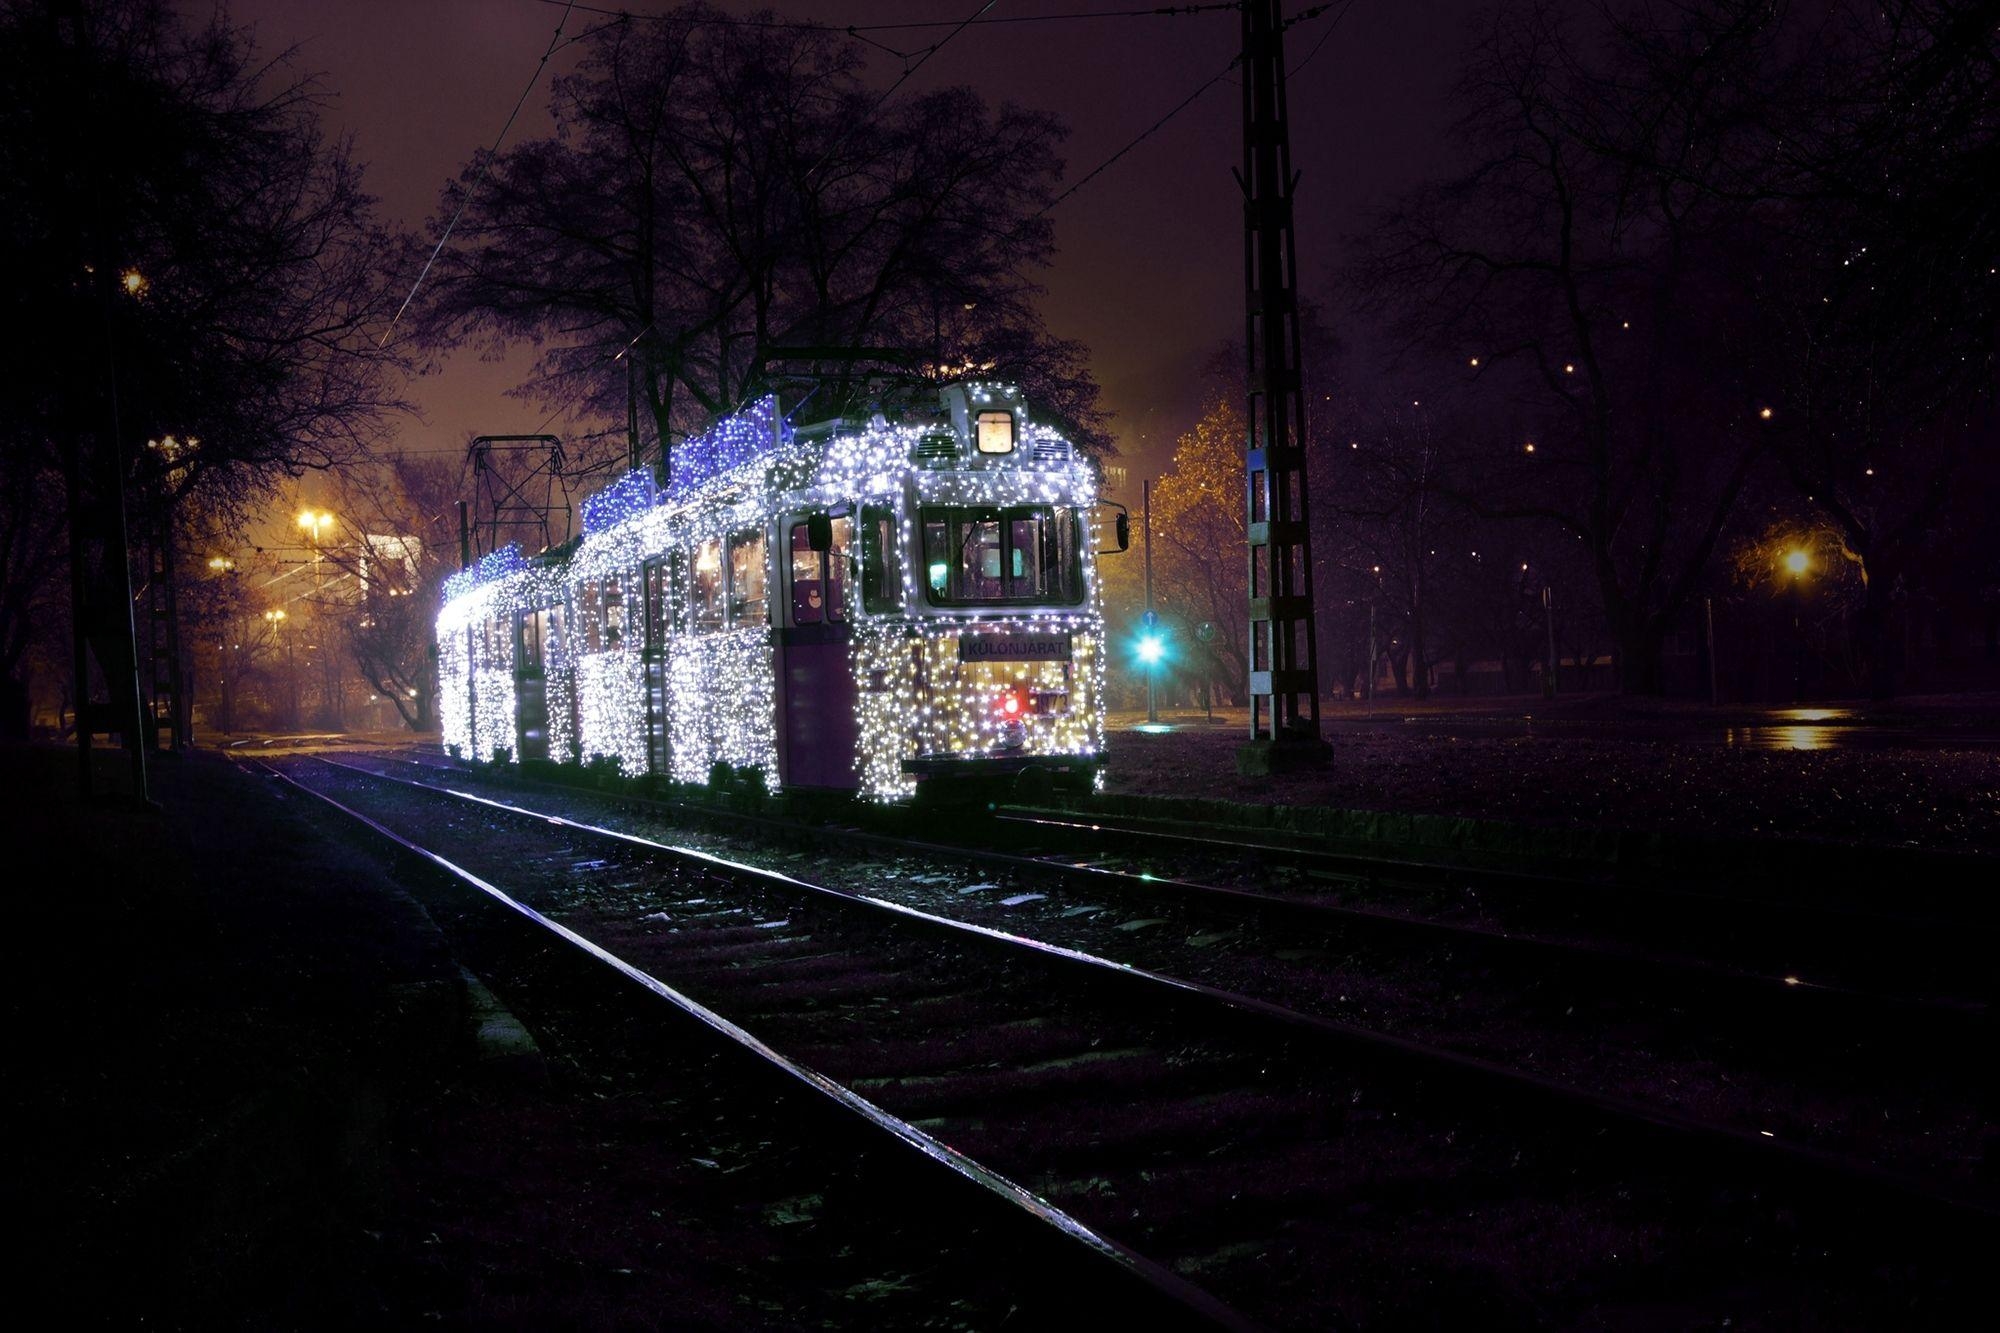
[{"left": 958, "top": 631, "right": 1073, "bottom": 663}]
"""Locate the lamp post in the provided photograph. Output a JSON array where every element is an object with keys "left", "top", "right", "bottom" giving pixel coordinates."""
[
  {"left": 297, "top": 509, "right": 337, "bottom": 725},
  {"left": 1783, "top": 548, "right": 1810, "bottom": 703},
  {"left": 208, "top": 557, "right": 237, "bottom": 734},
  {"left": 1367, "top": 566, "right": 1381, "bottom": 702},
  {"left": 1143, "top": 478, "right": 1156, "bottom": 725},
  {"left": 264, "top": 608, "right": 294, "bottom": 728}
]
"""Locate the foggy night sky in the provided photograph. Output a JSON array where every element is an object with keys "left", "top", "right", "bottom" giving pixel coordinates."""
[{"left": 220, "top": 0, "right": 1480, "bottom": 476}]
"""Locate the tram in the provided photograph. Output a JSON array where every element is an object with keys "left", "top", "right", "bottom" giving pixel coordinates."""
[{"left": 435, "top": 381, "right": 1117, "bottom": 799}]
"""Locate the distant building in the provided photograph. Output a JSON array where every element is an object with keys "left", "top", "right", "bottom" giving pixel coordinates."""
[{"left": 358, "top": 534, "right": 422, "bottom": 596}]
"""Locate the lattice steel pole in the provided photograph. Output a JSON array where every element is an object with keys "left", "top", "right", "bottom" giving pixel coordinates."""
[{"left": 1239, "top": 0, "right": 1324, "bottom": 746}]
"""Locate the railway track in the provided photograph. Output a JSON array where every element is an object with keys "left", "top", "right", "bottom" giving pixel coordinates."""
[
  {"left": 250, "top": 755, "right": 1246, "bottom": 1330},
  {"left": 982, "top": 806, "right": 1993, "bottom": 1003},
  {"left": 273, "top": 753, "right": 1988, "bottom": 1329},
  {"left": 357, "top": 750, "right": 1989, "bottom": 1191}
]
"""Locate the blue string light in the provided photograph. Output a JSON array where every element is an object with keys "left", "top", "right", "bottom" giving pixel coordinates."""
[
  {"left": 581, "top": 467, "right": 660, "bottom": 535},
  {"left": 666, "top": 395, "right": 791, "bottom": 499},
  {"left": 441, "top": 544, "right": 526, "bottom": 603}
]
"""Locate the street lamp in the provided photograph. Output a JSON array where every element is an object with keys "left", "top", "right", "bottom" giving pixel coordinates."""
[
  {"left": 297, "top": 509, "right": 339, "bottom": 725},
  {"left": 264, "top": 608, "right": 295, "bottom": 727},
  {"left": 1783, "top": 548, "right": 1810, "bottom": 703}
]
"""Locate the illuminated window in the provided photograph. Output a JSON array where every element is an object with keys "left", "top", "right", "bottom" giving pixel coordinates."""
[
  {"left": 643, "top": 558, "right": 671, "bottom": 647},
  {"left": 791, "top": 523, "right": 822, "bottom": 625},
  {"left": 515, "top": 609, "right": 551, "bottom": 675},
  {"left": 790, "top": 515, "right": 851, "bottom": 625},
  {"left": 919, "top": 506, "right": 1083, "bottom": 606},
  {"left": 861, "top": 505, "right": 899, "bottom": 614},
  {"left": 728, "top": 529, "right": 766, "bottom": 626},
  {"left": 975, "top": 410, "right": 1015, "bottom": 454},
  {"left": 693, "top": 539, "right": 724, "bottom": 630},
  {"left": 601, "top": 572, "right": 625, "bottom": 647}
]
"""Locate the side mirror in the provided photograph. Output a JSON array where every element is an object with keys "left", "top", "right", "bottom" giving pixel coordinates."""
[
  {"left": 807, "top": 513, "right": 833, "bottom": 553},
  {"left": 1114, "top": 512, "right": 1131, "bottom": 552}
]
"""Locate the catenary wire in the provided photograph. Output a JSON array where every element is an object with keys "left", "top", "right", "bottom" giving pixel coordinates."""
[
  {"left": 527, "top": 0, "right": 1241, "bottom": 33},
  {"left": 378, "top": 1, "right": 579, "bottom": 348},
  {"left": 804, "top": 0, "right": 998, "bottom": 181}
]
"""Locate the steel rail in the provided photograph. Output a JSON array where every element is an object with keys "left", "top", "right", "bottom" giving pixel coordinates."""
[
  {"left": 310, "top": 754, "right": 2000, "bottom": 1231},
  {"left": 368, "top": 751, "right": 1984, "bottom": 1021},
  {"left": 993, "top": 807, "right": 1993, "bottom": 929},
  {"left": 255, "top": 756, "right": 1258, "bottom": 1333}
]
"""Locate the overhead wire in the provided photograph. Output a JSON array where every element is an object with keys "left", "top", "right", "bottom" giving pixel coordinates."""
[
  {"left": 466, "top": 1, "right": 1355, "bottom": 448},
  {"left": 803, "top": 0, "right": 998, "bottom": 180},
  {"left": 1033, "top": 0, "right": 1351, "bottom": 220},
  {"left": 1287, "top": 0, "right": 1356, "bottom": 77},
  {"left": 526, "top": 0, "right": 1241, "bottom": 33},
  {"left": 378, "top": 0, "right": 580, "bottom": 348}
]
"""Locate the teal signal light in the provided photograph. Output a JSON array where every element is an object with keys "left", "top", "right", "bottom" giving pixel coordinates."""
[{"left": 1136, "top": 631, "right": 1167, "bottom": 666}]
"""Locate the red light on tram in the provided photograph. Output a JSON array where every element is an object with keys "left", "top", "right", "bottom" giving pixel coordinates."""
[
  {"left": 995, "top": 686, "right": 1025, "bottom": 718},
  {"left": 1003, "top": 692, "right": 1022, "bottom": 716}
]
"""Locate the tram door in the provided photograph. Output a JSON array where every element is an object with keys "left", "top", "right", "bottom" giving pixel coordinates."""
[
  {"left": 641, "top": 555, "right": 676, "bottom": 775},
  {"left": 776, "top": 512, "right": 858, "bottom": 789},
  {"left": 514, "top": 608, "right": 551, "bottom": 761}
]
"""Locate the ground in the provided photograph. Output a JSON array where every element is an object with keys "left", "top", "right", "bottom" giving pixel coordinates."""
[{"left": 1101, "top": 693, "right": 2000, "bottom": 853}]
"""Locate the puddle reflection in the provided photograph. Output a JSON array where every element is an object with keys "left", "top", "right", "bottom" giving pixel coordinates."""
[{"left": 1725, "top": 725, "right": 1838, "bottom": 751}]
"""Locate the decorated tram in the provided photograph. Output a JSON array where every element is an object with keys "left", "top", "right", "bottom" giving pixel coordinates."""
[{"left": 435, "top": 381, "right": 1114, "bottom": 799}]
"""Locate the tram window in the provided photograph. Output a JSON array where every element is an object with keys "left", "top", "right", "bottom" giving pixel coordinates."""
[
  {"left": 791, "top": 515, "right": 854, "bottom": 625},
  {"left": 918, "top": 506, "right": 1085, "bottom": 606},
  {"left": 792, "top": 520, "right": 824, "bottom": 624},
  {"left": 975, "top": 410, "right": 1015, "bottom": 454},
  {"left": 861, "top": 506, "right": 899, "bottom": 613},
  {"left": 516, "top": 609, "right": 547, "bottom": 674},
  {"left": 729, "top": 529, "right": 767, "bottom": 626},
  {"left": 790, "top": 523, "right": 822, "bottom": 624},
  {"left": 826, "top": 514, "right": 851, "bottom": 622},
  {"left": 602, "top": 573, "right": 626, "bottom": 647},
  {"left": 693, "top": 539, "right": 725, "bottom": 630}
]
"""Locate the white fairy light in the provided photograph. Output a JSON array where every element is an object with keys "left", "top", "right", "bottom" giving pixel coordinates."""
[{"left": 436, "top": 385, "right": 1108, "bottom": 798}]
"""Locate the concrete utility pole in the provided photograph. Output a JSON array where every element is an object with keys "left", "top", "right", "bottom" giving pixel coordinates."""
[
  {"left": 1543, "top": 584, "right": 1557, "bottom": 700},
  {"left": 1238, "top": 0, "right": 1326, "bottom": 755},
  {"left": 1144, "top": 478, "right": 1158, "bottom": 726}
]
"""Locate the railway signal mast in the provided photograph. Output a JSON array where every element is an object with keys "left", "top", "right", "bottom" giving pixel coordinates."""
[{"left": 1238, "top": 0, "right": 1327, "bottom": 763}]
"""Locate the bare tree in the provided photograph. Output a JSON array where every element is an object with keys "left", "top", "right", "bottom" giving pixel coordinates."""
[
  {"left": 316, "top": 455, "right": 467, "bottom": 731},
  {"left": 1352, "top": 3, "right": 1782, "bottom": 692},
  {"left": 1726, "top": 0, "right": 2000, "bottom": 696},
  {"left": 421, "top": 3, "right": 1107, "bottom": 462},
  {"left": 0, "top": 0, "right": 413, "bottom": 729}
]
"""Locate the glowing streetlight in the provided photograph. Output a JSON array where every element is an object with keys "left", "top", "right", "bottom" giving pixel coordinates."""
[
  {"left": 1759, "top": 407, "right": 1774, "bottom": 421},
  {"left": 1782, "top": 548, "right": 1810, "bottom": 703},
  {"left": 121, "top": 269, "right": 146, "bottom": 296}
]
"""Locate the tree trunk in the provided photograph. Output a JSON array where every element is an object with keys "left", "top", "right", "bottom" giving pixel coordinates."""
[
  {"left": 1614, "top": 611, "right": 1668, "bottom": 696},
  {"left": 1857, "top": 561, "right": 1903, "bottom": 701}
]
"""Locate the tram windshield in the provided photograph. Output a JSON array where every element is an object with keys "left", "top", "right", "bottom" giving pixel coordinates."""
[{"left": 920, "top": 505, "right": 1085, "bottom": 607}]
